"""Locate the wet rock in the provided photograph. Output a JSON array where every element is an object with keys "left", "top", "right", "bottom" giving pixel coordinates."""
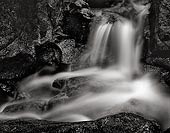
[
  {"left": 0, "top": 53, "right": 35, "bottom": 80},
  {"left": 57, "top": 39, "right": 85, "bottom": 64},
  {"left": 0, "top": 81, "right": 18, "bottom": 98},
  {"left": 146, "top": 57, "right": 170, "bottom": 71},
  {"left": 48, "top": 93, "right": 69, "bottom": 109},
  {"left": 52, "top": 79, "right": 67, "bottom": 90},
  {"left": 157, "top": 0, "right": 170, "bottom": 50},
  {"left": 147, "top": 0, "right": 170, "bottom": 52},
  {"left": 97, "top": 113, "right": 161, "bottom": 133},
  {"left": 2, "top": 100, "right": 48, "bottom": 114},
  {"left": 0, "top": 53, "right": 35, "bottom": 97},
  {"left": 148, "top": 0, "right": 160, "bottom": 51},
  {"left": 18, "top": 84, "right": 62, "bottom": 101},
  {"left": 38, "top": 63, "right": 70, "bottom": 77},
  {"left": 143, "top": 64, "right": 170, "bottom": 92},
  {"left": 62, "top": 0, "right": 94, "bottom": 44},
  {"left": 143, "top": 64, "right": 169, "bottom": 79},
  {"left": 59, "top": 76, "right": 91, "bottom": 97},
  {"left": 0, "top": 113, "right": 162, "bottom": 133},
  {"left": 71, "top": 0, "right": 89, "bottom": 9},
  {"left": 37, "top": 66, "right": 59, "bottom": 76},
  {"left": 0, "top": 41, "right": 63, "bottom": 98},
  {"left": 35, "top": 41, "right": 62, "bottom": 67},
  {"left": 0, "top": 88, "right": 11, "bottom": 106},
  {"left": 161, "top": 72, "right": 170, "bottom": 89}
]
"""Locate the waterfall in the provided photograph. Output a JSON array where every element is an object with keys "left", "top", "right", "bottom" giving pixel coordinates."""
[
  {"left": 83, "top": 19, "right": 142, "bottom": 78},
  {"left": 0, "top": 2, "right": 170, "bottom": 130}
]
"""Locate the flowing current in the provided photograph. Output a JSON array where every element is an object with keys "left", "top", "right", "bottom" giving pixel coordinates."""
[{"left": 0, "top": 3, "right": 170, "bottom": 130}]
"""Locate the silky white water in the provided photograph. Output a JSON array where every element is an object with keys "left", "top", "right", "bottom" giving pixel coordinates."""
[{"left": 0, "top": 2, "right": 170, "bottom": 130}]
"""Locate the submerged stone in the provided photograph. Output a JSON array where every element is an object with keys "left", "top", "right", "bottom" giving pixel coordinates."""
[{"left": 2, "top": 100, "right": 48, "bottom": 114}]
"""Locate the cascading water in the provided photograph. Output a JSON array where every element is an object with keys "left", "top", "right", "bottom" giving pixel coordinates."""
[
  {"left": 82, "top": 20, "right": 113, "bottom": 67},
  {"left": 0, "top": 2, "right": 170, "bottom": 130}
]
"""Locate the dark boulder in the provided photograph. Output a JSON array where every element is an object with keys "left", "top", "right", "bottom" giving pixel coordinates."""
[
  {"left": 0, "top": 53, "right": 35, "bottom": 80},
  {"left": 0, "top": 113, "right": 162, "bottom": 133},
  {"left": 62, "top": 0, "right": 94, "bottom": 45},
  {"left": 0, "top": 53, "right": 35, "bottom": 97},
  {"left": 0, "top": 42, "right": 63, "bottom": 98},
  {"left": 35, "top": 42, "right": 62, "bottom": 67}
]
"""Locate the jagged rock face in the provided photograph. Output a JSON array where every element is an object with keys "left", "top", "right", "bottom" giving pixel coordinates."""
[
  {"left": 0, "top": 0, "right": 38, "bottom": 98},
  {"left": 62, "top": 11, "right": 91, "bottom": 44},
  {"left": 0, "top": 0, "right": 92, "bottom": 98},
  {"left": 0, "top": 0, "right": 37, "bottom": 59},
  {"left": 147, "top": 0, "right": 170, "bottom": 52},
  {"left": 0, "top": 0, "right": 93, "bottom": 58},
  {"left": 62, "top": 0, "right": 94, "bottom": 44},
  {"left": 158, "top": 0, "right": 170, "bottom": 50}
]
